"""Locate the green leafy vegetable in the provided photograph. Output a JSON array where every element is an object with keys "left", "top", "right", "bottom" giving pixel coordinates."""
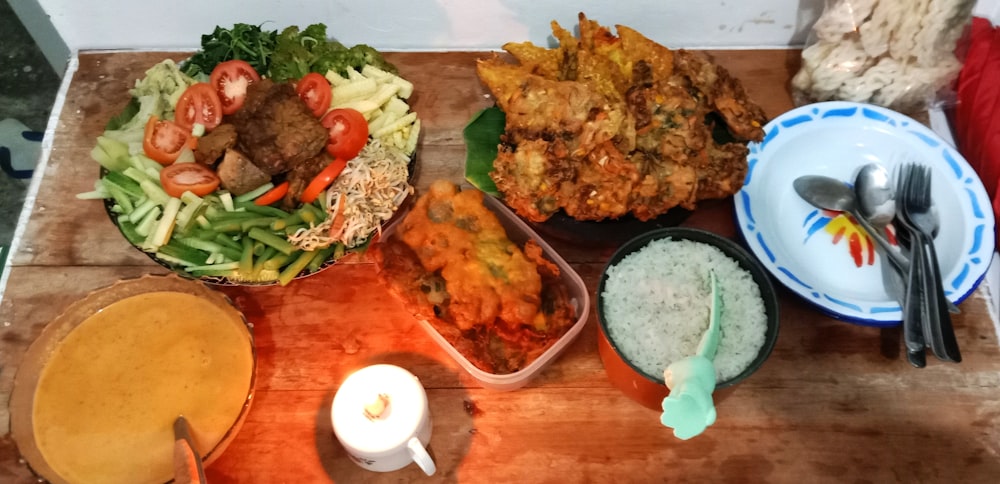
[
  {"left": 463, "top": 106, "right": 505, "bottom": 196},
  {"left": 268, "top": 25, "right": 319, "bottom": 82},
  {"left": 180, "top": 22, "right": 397, "bottom": 83},
  {"left": 121, "top": 60, "right": 196, "bottom": 130},
  {"left": 316, "top": 44, "right": 396, "bottom": 78},
  {"left": 105, "top": 98, "right": 140, "bottom": 131},
  {"left": 182, "top": 23, "right": 278, "bottom": 78},
  {"left": 100, "top": 60, "right": 196, "bottom": 155},
  {"left": 268, "top": 24, "right": 396, "bottom": 82}
]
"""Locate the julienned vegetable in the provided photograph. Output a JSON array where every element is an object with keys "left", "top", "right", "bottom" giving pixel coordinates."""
[
  {"left": 81, "top": 23, "right": 419, "bottom": 285},
  {"left": 323, "top": 65, "right": 420, "bottom": 155},
  {"left": 80, "top": 136, "right": 343, "bottom": 285}
]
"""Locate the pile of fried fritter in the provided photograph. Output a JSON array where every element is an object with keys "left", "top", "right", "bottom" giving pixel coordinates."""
[
  {"left": 372, "top": 180, "right": 576, "bottom": 374},
  {"left": 476, "top": 13, "right": 768, "bottom": 222}
]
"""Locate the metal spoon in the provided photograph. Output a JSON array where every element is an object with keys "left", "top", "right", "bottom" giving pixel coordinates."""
[
  {"left": 852, "top": 165, "right": 913, "bottom": 300},
  {"left": 854, "top": 164, "right": 907, "bottom": 306},
  {"left": 794, "top": 174, "right": 930, "bottom": 367},
  {"left": 854, "top": 164, "right": 897, "bottom": 250},
  {"left": 853, "top": 164, "right": 925, "bottom": 367},
  {"left": 855, "top": 163, "right": 959, "bottom": 314},
  {"left": 792, "top": 175, "right": 906, "bottom": 271}
]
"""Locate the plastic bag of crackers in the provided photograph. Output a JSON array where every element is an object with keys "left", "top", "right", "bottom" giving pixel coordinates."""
[{"left": 792, "top": 0, "right": 975, "bottom": 113}]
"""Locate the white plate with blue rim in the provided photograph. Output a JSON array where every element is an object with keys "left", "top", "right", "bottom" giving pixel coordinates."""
[{"left": 735, "top": 101, "right": 995, "bottom": 327}]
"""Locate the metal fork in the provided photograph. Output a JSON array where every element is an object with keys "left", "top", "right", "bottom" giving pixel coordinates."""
[
  {"left": 893, "top": 164, "right": 927, "bottom": 367},
  {"left": 900, "top": 164, "right": 962, "bottom": 363},
  {"left": 908, "top": 165, "right": 962, "bottom": 362}
]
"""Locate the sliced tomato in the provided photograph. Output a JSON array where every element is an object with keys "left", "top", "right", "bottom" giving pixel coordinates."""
[
  {"left": 175, "top": 83, "right": 223, "bottom": 132},
  {"left": 210, "top": 60, "right": 260, "bottom": 115},
  {"left": 300, "top": 158, "right": 348, "bottom": 204},
  {"left": 296, "top": 72, "right": 332, "bottom": 118},
  {"left": 254, "top": 181, "right": 290, "bottom": 206},
  {"left": 143, "top": 116, "right": 191, "bottom": 165},
  {"left": 321, "top": 109, "right": 368, "bottom": 160},
  {"left": 160, "top": 162, "right": 221, "bottom": 198}
]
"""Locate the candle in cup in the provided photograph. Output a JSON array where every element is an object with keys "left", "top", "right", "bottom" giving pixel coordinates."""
[{"left": 331, "top": 364, "right": 436, "bottom": 475}]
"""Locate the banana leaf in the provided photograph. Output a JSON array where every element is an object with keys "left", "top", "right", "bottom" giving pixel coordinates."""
[{"left": 463, "top": 106, "right": 505, "bottom": 196}]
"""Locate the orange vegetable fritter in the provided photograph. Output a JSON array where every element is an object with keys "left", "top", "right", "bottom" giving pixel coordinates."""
[
  {"left": 372, "top": 180, "right": 576, "bottom": 374},
  {"left": 476, "top": 13, "right": 768, "bottom": 223}
]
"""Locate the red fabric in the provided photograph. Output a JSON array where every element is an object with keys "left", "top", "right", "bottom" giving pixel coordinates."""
[
  {"left": 993, "top": 185, "right": 1000, "bottom": 245},
  {"left": 966, "top": 28, "right": 1000, "bottom": 197},
  {"left": 954, "top": 17, "right": 995, "bottom": 168},
  {"left": 987, "top": 125, "right": 1000, "bottom": 244},
  {"left": 953, "top": 17, "right": 1000, "bottom": 245}
]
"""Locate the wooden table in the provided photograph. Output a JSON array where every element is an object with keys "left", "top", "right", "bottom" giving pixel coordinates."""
[{"left": 2, "top": 50, "right": 999, "bottom": 483}]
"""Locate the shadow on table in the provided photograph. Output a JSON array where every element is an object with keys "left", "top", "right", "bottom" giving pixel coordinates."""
[{"left": 315, "top": 352, "right": 471, "bottom": 483}]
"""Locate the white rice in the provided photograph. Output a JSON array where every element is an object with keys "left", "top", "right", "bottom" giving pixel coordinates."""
[{"left": 601, "top": 237, "right": 768, "bottom": 382}]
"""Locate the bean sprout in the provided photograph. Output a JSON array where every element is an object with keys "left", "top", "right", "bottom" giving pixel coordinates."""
[{"left": 288, "top": 140, "right": 413, "bottom": 251}]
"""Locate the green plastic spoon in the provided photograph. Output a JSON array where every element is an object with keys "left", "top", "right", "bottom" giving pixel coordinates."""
[{"left": 659, "top": 270, "right": 722, "bottom": 440}]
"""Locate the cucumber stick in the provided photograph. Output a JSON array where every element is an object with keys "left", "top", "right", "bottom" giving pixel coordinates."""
[{"left": 85, "top": 132, "right": 353, "bottom": 285}]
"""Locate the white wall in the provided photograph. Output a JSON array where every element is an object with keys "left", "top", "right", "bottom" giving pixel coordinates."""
[
  {"left": 977, "top": 0, "right": 1000, "bottom": 19},
  {"left": 32, "top": 0, "right": 826, "bottom": 52},
  {"left": 15, "top": 0, "right": 1000, "bottom": 76},
  {"left": 9, "top": 0, "right": 70, "bottom": 75}
]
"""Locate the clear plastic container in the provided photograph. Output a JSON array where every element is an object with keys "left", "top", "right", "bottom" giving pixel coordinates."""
[{"left": 381, "top": 193, "right": 590, "bottom": 391}]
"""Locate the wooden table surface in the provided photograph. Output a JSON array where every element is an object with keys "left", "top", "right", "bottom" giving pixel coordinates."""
[{"left": 2, "top": 50, "right": 999, "bottom": 483}]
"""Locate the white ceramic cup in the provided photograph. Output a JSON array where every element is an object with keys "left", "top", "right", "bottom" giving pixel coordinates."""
[{"left": 331, "top": 364, "right": 436, "bottom": 475}]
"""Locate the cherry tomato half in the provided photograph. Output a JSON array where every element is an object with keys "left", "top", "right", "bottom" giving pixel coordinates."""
[
  {"left": 321, "top": 108, "right": 368, "bottom": 160},
  {"left": 296, "top": 72, "right": 332, "bottom": 118},
  {"left": 174, "top": 83, "right": 223, "bottom": 132},
  {"left": 160, "top": 162, "right": 221, "bottom": 198},
  {"left": 300, "top": 158, "right": 347, "bottom": 204},
  {"left": 210, "top": 60, "right": 260, "bottom": 115},
  {"left": 143, "top": 116, "right": 191, "bottom": 165}
]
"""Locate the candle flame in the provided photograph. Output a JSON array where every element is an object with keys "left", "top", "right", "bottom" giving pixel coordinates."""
[{"left": 363, "top": 393, "right": 391, "bottom": 421}]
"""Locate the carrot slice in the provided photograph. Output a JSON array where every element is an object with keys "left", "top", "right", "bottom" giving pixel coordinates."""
[
  {"left": 300, "top": 158, "right": 347, "bottom": 204},
  {"left": 328, "top": 199, "right": 347, "bottom": 240},
  {"left": 254, "top": 181, "right": 290, "bottom": 206}
]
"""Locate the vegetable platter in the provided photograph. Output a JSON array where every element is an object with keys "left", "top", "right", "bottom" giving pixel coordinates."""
[{"left": 78, "top": 23, "right": 420, "bottom": 286}]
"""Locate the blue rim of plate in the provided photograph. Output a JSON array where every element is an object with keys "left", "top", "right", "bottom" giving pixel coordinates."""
[{"left": 734, "top": 101, "right": 995, "bottom": 326}]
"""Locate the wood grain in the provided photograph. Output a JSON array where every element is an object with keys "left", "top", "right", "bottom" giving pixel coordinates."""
[{"left": 2, "top": 50, "right": 998, "bottom": 483}]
